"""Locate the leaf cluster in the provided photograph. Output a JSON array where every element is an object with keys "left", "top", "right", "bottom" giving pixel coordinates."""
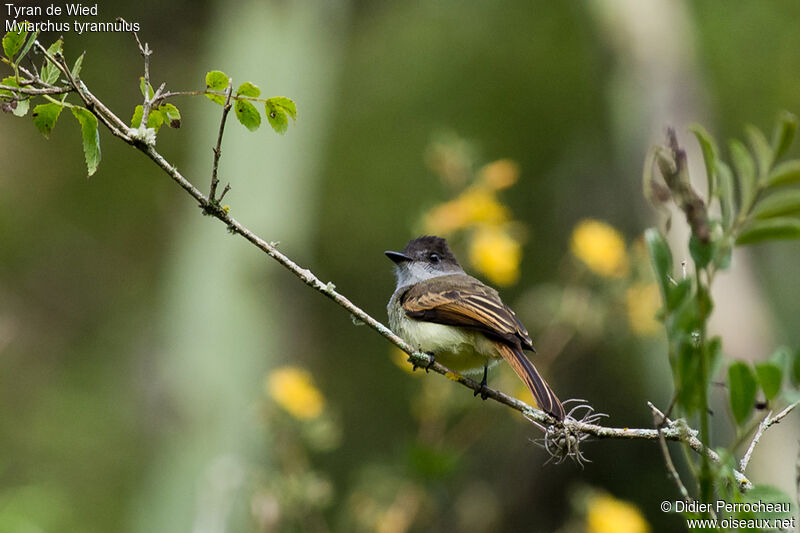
[{"left": 644, "top": 114, "right": 800, "bottom": 510}]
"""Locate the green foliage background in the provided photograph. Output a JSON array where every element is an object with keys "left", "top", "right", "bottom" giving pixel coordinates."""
[{"left": 1, "top": 1, "right": 800, "bottom": 532}]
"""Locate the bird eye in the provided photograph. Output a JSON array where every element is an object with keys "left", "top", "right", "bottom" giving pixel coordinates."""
[{"left": 429, "top": 253, "right": 440, "bottom": 263}]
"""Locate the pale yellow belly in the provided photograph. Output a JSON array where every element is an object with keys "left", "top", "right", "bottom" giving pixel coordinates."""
[{"left": 391, "top": 313, "right": 501, "bottom": 374}]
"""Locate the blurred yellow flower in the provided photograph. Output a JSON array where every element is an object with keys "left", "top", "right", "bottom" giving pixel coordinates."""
[
  {"left": 390, "top": 347, "right": 418, "bottom": 375},
  {"left": 586, "top": 493, "right": 650, "bottom": 533},
  {"left": 425, "top": 186, "right": 510, "bottom": 235},
  {"left": 266, "top": 366, "right": 324, "bottom": 420},
  {"left": 469, "top": 226, "right": 521, "bottom": 286},
  {"left": 478, "top": 159, "right": 519, "bottom": 190},
  {"left": 625, "top": 283, "right": 661, "bottom": 336},
  {"left": 570, "top": 219, "right": 629, "bottom": 278}
]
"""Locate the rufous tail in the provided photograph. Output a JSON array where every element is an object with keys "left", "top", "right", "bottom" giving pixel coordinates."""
[{"left": 496, "top": 342, "right": 565, "bottom": 421}]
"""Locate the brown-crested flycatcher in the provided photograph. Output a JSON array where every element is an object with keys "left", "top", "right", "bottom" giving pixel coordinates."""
[{"left": 386, "top": 236, "right": 565, "bottom": 420}]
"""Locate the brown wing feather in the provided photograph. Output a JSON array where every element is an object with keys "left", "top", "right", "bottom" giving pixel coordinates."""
[{"left": 401, "top": 274, "right": 533, "bottom": 348}]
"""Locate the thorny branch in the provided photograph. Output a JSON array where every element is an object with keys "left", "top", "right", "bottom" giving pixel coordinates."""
[{"left": 9, "top": 35, "right": 800, "bottom": 496}]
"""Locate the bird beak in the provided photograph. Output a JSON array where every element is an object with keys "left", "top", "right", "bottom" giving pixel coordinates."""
[{"left": 385, "top": 250, "right": 411, "bottom": 264}]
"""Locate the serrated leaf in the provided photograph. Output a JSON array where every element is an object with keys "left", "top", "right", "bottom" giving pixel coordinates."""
[
  {"left": 71, "top": 106, "right": 100, "bottom": 177},
  {"left": 265, "top": 97, "right": 296, "bottom": 135},
  {"left": 234, "top": 99, "right": 260, "bottom": 131},
  {"left": 158, "top": 103, "right": 180, "bottom": 128},
  {"left": 2, "top": 26, "right": 27, "bottom": 60},
  {"left": 690, "top": 124, "right": 718, "bottom": 200},
  {"left": 205, "top": 70, "right": 228, "bottom": 104},
  {"left": 40, "top": 39, "right": 63, "bottom": 85},
  {"left": 236, "top": 81, "right": 260, "bottom": 98},
  {"left": 771, "top": 110, "right": 797, "bottom": 160},
  {"left": 767, "top": 159, "right": 800, "bottom": 187},
  {"left": 730, "top": 139, "right": 756, "bottom": 210},
  {"left": 754, "top": 361, "right": 782, "bottom": 400},
  {"left": 737, "top": 217, "right": 800, "bottom": 245},
  {"left": 715, "top": 160, "right": 736, "bottom": 229},
  {"left": 728, "top": 362, "right": 757, "bottom": 425},
  {"left": 645, "top": 228, "right": 672, "bottom": 302},
  {"left": 752, "top": 190, "right": 800, "bottom": 219},
  {"left": 745, "top": 124, "right": 772, "bottom": 179},
  {"left": 32, "top": 102, "right": 63, "bottom": 137},
  {"left": 139, "top": 76, "right": 154, "bottom": 99},
  {"left": 130, "top": 105, "right": 164, "bottom": 132}
]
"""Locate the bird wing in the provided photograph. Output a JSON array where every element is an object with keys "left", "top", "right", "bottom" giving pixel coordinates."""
[{"left": 401, "top": 274, "right": 534, "bottom": 350}]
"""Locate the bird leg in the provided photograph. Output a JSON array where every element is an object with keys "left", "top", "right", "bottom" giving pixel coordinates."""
[{"left": 473, "top": 364, "right": 489, "bottom": 400}]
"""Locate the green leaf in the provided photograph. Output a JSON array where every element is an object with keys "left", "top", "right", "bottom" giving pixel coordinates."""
[
  {"left": 737, "top": 217, "right": 800, "bottom": 245},
  {"left": 70, "top": 51, "right": 84, "bottom": 79},
  {"left": 754, "top": 361, "right": 782, "bottom": 400},
  {"left": 2, "top": 26, "right": 27, "bottom": 60},
  {"left": 0, "top": 76, "right": 17, "bottom": 98},
  {"left": 644, "top": 228, "right": 673, "bottom": 301},
  {"left": 265, "top": 96, "right": 297, "bottom": 134},
  {"left": 767, "top": 159, "right": 800, "bottom": 187},
  {"left": 205, "top": 70, "right": 228, "bottom": 104},
  {"left": 269, "top": 96, "right": 296, "bottom": 120},
  {"left": 40, "top": 39, "right": 63, "bottom": 85},
  {"left": 11, "top": 97, "right": 29, "bottom": 117},
  {"left": 690, "top": 123, "right": 718, "bottom": 200},
  {"left": 16, "top": 29, "right": 39, "bottom": 64},
  {"left": 158, "top": 103, "right": 180, "bottom": 128},
  {"left": 715, "top": 160, "right": 736, "bottom": 229},
  {"left": 236, "top": 81, "right": 260, "bottom": 97},
  {"left": 792, "top": 349, "right": 800, "bottom": 385},
  {"left": 752, "top": 190, "right": 800, "bottom": 219},
  {"left": 666, "top": 278, "right": 692, "bottom": 312},
  {"left": 728, "top": 362, "right": 757, "bottom": 425},
  {"left": 130, "top": 105, "right": 164, "bottom": 132},
  {"left": 689, "top": 234, "right": 712, "bottom": 269},
  {"left": 771, "top": 110, "right": 797, "bottom": 160},
  {"left": 745, "top": 124, "right": 773, "bottom": 179},
  {"left": 32, "top": 102, "right": 63, "bottom": 138},
  {"left": 730, "top": 139, "right": 756, "bottom": 210},
  {"left": 139, "top": 77, "right": 154, "bottom": 99},
  {"left": 71, "top": 107, "right": 100, "bottom": 177},
  {"left": 234, "top": 99, "right": 260, "bottom": 131}
]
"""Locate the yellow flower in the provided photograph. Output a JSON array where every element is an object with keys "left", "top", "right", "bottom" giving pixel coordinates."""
[
  {"left": 390, "top": 347, "right": 419, "bottom": 375},
  {"left": 625, "top": 283, "right": 661, "bottom": 336},
  {"left": 478, "top": 159, "right": 520, "bottom": 190},
  {"left": 587, "top": 493, "right": 650, "bottom": 533},
  {"left": 424, "top": 187, "right": 510, "bottom": 235},
  {"left": 570, "top": 219, "right": 629, "bottom": 278},
  {"left": 469, "top": 226, "right": 521, "bottom": 286},
  {"left": 266, "top": 366, "right": 324, "bottom": 419}
]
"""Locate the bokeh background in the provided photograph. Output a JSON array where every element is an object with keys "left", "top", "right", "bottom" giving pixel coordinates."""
[{"left": 1, "top": 1, "right": 799, "bottom": 532}]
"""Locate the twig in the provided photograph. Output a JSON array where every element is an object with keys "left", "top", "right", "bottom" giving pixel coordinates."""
[
  {"left": 0, "top": 84, "right": 72, "bottom": 95},
  {"left": 209, "top": 78, "right": 233, "bottom": 203},
  {"left": 739, "top": 401, "right": 799, "bottom": 473},
  {"left": 650, "top": 402, "right": 694, "bottom": 505}
]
